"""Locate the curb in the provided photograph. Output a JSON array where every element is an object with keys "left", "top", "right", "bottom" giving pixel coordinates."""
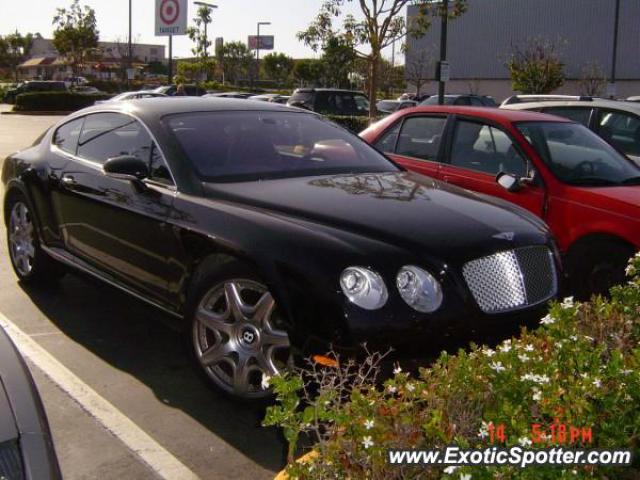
[{"left": 1, "top": 110, "right": 70, "bottom": 116}]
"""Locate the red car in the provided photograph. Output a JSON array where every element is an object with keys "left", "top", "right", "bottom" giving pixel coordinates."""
[{"left": 361, "top": 106, "right": 640, "bottom": 297}]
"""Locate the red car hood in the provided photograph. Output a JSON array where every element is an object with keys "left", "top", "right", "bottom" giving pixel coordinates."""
[{"left": 574, "top": 185, "right": 640, "bottom": 215}]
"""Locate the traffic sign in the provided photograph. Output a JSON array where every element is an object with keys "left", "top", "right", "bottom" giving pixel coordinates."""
[
  {"left": 248, "top": 35, "right": 274, "bottom": 50},
  {"left": 155, "top": 0, "right": 187, "bottom": 36}
]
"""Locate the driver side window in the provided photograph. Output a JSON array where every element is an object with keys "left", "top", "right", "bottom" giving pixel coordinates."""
[{"left": 450, "top": 121, "right": 528, "bottom": 177}]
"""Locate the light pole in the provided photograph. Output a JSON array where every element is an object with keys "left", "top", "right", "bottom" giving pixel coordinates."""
[
  {"left": 609, "top": 0, "right": 621, "bottom": 98},
  {"left": 437, "top": 0, "right": 449, "bottom": 105},
  {"left": 256, "top": 21, "right": 271, "bottom": 85},
  {"left": 194, "top": 1, "right": 218, "bottom": 58},
  {"left": 128, "top": 0, "right": 132, "bottom": 87}
]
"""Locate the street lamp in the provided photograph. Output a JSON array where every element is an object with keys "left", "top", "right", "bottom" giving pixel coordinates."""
[
  {"left": 256, "top": 21, "right": 271, "bottom": 84},
  {"left": 194, "top": 1, "right": 218, "bottom": 58}
]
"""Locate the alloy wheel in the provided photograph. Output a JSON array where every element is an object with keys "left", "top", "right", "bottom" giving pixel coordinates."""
[
  {"left": 192, "top": 279, "right": 291, "bottom": 399},
  {"left": 8, "top": 201, "right": 36, "bottom": 277}
]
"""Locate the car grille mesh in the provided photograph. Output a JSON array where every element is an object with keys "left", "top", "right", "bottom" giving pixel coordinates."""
[{"left": 462, "top": 246, "right": 557, "bottom": 314}]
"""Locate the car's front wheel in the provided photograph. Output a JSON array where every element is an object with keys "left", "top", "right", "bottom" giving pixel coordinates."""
[
  {"left": 6, "top": 193, "right": 63, "bottom": 284},
  {"left": 187, "top": 261, "right": 292, "bottom": 400}
]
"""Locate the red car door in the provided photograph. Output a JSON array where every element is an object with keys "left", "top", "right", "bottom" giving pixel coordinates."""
[
  {"left": 439, "top": 118, "right": 546, "bottom": 217},
  {"left": 372, "top": 115, "right": 448, "bottom": 179}
]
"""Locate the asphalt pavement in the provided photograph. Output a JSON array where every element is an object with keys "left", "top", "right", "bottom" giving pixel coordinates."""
[{"left": 0, "top": 104, "right": 283, "bottom": 479}]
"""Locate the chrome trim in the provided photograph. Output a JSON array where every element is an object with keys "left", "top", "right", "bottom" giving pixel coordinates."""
[{"left": 41, "top": 245, "right": 182, "bottom": 319}]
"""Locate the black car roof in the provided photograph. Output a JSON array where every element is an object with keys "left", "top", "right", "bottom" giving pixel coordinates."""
[{"left": 73, "top": 97, "right": 303, "bottom": 123}]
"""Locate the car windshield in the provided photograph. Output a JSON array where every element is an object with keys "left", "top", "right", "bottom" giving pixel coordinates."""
[
  {"left": 516, "top": 122, "right": 640, "bottom": 186},
  {"left": 167, "top": 111, "right": 399, "bottom": 182}
]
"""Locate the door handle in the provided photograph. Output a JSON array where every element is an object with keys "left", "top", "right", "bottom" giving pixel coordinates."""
[{"left": 61, "top": 175, "right": 77, "bottom": 187}]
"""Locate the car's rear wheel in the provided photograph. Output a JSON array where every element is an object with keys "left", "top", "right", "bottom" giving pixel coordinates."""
[
  {"left": 187, "top": 261, "right": 292, "bottom": 400},
  {"left": 568, "top": 240, "right": 635, "bottom": 299},
  {"left": 6, "top": 194, "right": 63, "bottom": 284}
]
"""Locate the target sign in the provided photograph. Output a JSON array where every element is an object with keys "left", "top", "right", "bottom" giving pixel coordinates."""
[{"left": 155, "top": 0, "right": 187, "bottom": 36}]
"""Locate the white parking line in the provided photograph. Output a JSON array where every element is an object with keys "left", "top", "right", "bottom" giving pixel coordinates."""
[{"left": 0, "top": 312, "right": 200, "bottom": 480}]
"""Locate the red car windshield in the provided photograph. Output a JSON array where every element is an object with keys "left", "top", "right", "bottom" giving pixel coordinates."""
[{"left": 516, "top": 122, "right": 640, "bottom": 186}]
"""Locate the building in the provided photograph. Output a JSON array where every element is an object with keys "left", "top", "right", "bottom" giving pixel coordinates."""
[
  {"left": 405, "top": 0, "right": 640, "bottom": 101},
  {"left": 18, "top": 36, "right": 166, "bottom": 80}
]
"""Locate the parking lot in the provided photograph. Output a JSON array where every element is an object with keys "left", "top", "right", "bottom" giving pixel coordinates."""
[{"left": 0, "top": 105, "right": 283, "bottom": 479}]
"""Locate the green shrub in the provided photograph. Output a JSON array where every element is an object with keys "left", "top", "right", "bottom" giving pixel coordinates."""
[
  {"left": 265, "top": 254, "right": 640, "bottom": 479},
  {"left": 14, "top": 91, "right": 112, "bottom": 112},
  {"left": 325, "top": 115, "right": 378, "bottom": 133}
]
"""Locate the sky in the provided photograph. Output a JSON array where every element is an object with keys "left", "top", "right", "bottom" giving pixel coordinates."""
[{"left": 0, "top": 0, "right": 401, "bottom": 60}]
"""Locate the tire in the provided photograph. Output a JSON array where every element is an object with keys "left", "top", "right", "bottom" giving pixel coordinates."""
[
  {"left": 5, "top": 192, "right": 64, "bottom": 284},
  {"left": 185, "top": 259, "right": 292, "bottom": 400},
  {"left": 568, "top": 240, "right": 635, "bottom": 300}
]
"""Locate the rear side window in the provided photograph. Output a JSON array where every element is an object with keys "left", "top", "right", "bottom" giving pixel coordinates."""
[
  {"left": 597, "top": 109, "right": 640, "bottom": 157},
  {"left": 53, "top": 117, "right": 85, "bottom": 154},
  {"left": 77, "top": 113, "right": 152, "bottom": 164},
  {"left": 543, "top": 107, "right": 592, "bottom": 127},
  {"left": 395, "top": 116, "right": 446, "bottom": 161}
]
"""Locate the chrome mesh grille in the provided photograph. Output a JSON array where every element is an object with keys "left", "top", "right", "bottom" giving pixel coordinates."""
[{"left": 463, "top": 246, "right": 557, "bottom": 314}]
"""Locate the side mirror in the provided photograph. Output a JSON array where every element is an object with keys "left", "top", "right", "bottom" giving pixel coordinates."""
[
  {"left": 496, "top": 172, "right": 522, "bottom": 192},
  {"left": 104, "top": 155, "right": 149, "bottom": 181}
]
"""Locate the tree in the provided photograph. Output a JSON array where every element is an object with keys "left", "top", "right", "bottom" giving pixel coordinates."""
[
  {"left": 320, "top": 36, "right": 356, "bottom": 88},
  {"left": 298, "top": 0, "right": 467, "bottom": 117},
  {"left": 404, "top": 44, "right": 435, "bottom": 97},
  {"left": 221, "top": 41, "right": 253, "bottom": 85},
  {"left": 52, "top": 0, "right": 99, "bottom": 75},
  {"left": 186, "top": 5, "right": 213, "bottom": 79},
  {"left": 0, "top": 31, "right": 34, "bottom": 82},
  {"left": 292, "top": 59, "right": 323, "bottom": 87},
  {"left": 506, "top": 37, "right": 565, "bottom": 94},
  {"left": 262, "top": 52, "right": 294, "bottom": 85},
  {"left": 579, "top": 61, "right": 606, "bottom": 97}
]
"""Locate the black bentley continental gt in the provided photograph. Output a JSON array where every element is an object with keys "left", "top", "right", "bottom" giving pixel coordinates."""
[{"left": 2, "top": 98, "right": 559, "bottom": 399}]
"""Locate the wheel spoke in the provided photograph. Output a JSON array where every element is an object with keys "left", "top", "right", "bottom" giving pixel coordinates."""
[
  {"left": 196, "top": 307, "right": 232, "bottom": 335},
  {"left": 262, "top": 329, "right": 290, "bottom": 348},
  {"left": 200, "top": 341, "right": 233, "bottom": 366},
  {"left": 225, "top": 282, "right": 249, "bottom": 320},
  {"left": 18, "top": 204, "right": 28, "bottom": 226},
  {"left": 255, "top": 350, "right": 279, "bottom": 376},
  {"left": 252, "top": 291, "right": 274, "bottom": 325},
  {"left": 231, "top": 354, "right": 251, "bottom": 394}
]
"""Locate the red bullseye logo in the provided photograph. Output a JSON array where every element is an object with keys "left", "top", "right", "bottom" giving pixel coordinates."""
[{"left": 160, "top": 0, "right": 180, "bottom": 24}]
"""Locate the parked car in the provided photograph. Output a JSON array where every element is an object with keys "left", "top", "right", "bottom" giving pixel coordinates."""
[
  {"left": 376, "top": 99, "right": 418, "bottom": 114},
  {"left": 502, "top": 98, "right": 640, "bottom": 164},
  {"left": 270, "top": 95, "right": 290, "bottom": 104},
  {"left": 287, "top": 88, "right": 370, "bottom": 116},
  {"left": 64, "top": 76, "right": 89, "bottom": 87},
  {"left": 501, "top": 95, "right": 597, "bottom": 106},
  {"left": 70, "top": 86, "right": 103, "bottom": 95},
  {"left": 153, "top": 84, "right": 206, "bottom": 96},
  {"left": 0, "top": 324, "right": 62, "bottom": 479},
  {"left": 95, "top": 91, "right": 168, "bottom": 104},
  {"left": 361, "top": 106, "right": 640, "bottom": 298},
  {"left": 626, "top": 96, "right": 640, "bottom": 103},
  {"left": 3, "top": 98, "right": 559, "bottom": 399},
  {"left": 204, "top": 91, "right": 255, "bottom": 99},
  {"left": 3, "top": 81, "right": 67, "bottom": 104},
  {"left": 248, "top": 93, "right": 282, "bottom": 102},
  {"left": 420, "top": 94, "right": 497, "bottom": 107}
]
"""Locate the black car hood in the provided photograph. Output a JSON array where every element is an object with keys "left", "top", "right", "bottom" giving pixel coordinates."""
[{"left": 204, "top": 171, "right": 549, "bottom": 260}]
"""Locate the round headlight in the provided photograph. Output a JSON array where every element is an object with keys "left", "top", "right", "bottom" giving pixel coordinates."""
[
  {"left": 340, "top": 267, "right": 388, "bottom": 310},
  {"left": 396, "top": 265, "right": 443, "bottom": 313}
]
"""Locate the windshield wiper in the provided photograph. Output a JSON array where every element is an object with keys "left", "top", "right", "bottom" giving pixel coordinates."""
[{"left": 621, "top": 176, "right": 640, "bottom": 185}]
